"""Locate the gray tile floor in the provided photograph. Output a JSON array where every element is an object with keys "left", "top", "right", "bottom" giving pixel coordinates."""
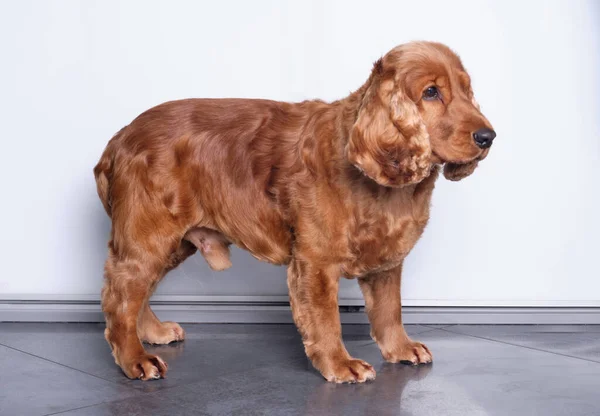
[{"left": 0, "top": 323, "right": 599, "bottom": 416}]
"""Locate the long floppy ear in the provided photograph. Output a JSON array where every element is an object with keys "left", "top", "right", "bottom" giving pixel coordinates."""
[
  {"left": 347, "top": 63, "right": 432, "bottom": 187},
  {"left": 443, "top": 160, "right": 479, "bottom": 181}
]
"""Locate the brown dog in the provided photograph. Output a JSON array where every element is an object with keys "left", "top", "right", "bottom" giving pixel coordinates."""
[{"left": 94, "top": 41, "right": 495, "bottom": 383}]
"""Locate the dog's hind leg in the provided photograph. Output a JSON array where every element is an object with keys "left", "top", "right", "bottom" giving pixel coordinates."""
[
  {"left": 102, "top": 200, "right": 195, "bottom": 380},
  {"left": 138, "top": 240, "right": 197, "bottom": 345},
  {"left": 184, "top": 227, "right": 232, "bottom": 271},
  {"left": 138, "top": 303, "right": 186, "bottom": 345},
  {"left": 102, "top": 243, "right": 170, "bottom": 380}
]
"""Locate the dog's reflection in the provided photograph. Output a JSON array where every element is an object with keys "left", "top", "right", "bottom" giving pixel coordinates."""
[
  {"left": 145, "top": 340, "right": 186, "bottom": 361},
  {"left": 304, "top": 363, "right": 433, "bottom": 416}
]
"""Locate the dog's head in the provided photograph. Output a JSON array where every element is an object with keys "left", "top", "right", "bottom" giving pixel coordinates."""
[{"left": 347, "top": 41, "right": 495, "bottom": 186}]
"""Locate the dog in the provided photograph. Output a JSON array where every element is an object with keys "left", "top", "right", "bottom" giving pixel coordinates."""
[{"left": 94, "top": 41, "right": 495, "bottom": 383}]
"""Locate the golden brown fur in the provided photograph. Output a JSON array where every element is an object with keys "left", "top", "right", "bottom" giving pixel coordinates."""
[{"left": 94, "top": 41, "right": 494, "bottom": 382}]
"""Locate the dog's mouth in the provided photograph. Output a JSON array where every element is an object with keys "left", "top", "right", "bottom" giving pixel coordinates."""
[
  {"left": 433, "top": 148, "right": 490, "bottom": 181},
  {"left": 476, "top": 147, "right": 490, "bottom": 162},
  {"left": 432, "top": 147, "right": 489, "bottom": 166}
]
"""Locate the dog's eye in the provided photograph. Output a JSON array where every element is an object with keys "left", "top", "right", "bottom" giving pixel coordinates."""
[{"left": 423, "top": 86, "right": 439, "bottom": 101}]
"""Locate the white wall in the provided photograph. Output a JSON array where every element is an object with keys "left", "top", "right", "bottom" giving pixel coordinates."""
[{"left": 0, "top": 0, "right": 598, "bottom": 306}]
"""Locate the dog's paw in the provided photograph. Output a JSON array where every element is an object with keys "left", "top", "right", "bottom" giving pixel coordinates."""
[
  {"left": 141, "top": 321, "right": 185, "bottom": 345},
  {"left": 382, "top": 340, "right": 432, "bottom": 365},
  {"left": 323, "top": 358, "right": 376, "bottom": 383},
  {"left": 121, "top": 353, "right": 168, "bottom": 381}
]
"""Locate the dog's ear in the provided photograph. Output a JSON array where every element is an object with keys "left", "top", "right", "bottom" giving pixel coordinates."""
[
  {"left": 347, "top": 61, "right": 431, "bottom": 187},
  {"left": 443, "top": 160, "right": 478, "bottom": 181}
]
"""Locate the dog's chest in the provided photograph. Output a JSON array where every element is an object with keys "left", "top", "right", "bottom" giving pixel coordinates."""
[{"left": 340, "top": 174, "right": 437, "bottom": 277}]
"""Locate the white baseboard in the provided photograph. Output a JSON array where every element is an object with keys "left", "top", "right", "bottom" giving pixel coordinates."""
[{"left": 1, "top": 299, "right": 600, "bottom": 324}]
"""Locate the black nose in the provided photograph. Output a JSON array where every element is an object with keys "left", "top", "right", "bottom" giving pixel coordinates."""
[{"left": 473, "top": 128, "right": 496, "bottom": 149}]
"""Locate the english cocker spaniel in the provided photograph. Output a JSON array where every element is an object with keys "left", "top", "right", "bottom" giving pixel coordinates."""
[{"left": 94, "top": 41, "right": 495, "bottom": 383}]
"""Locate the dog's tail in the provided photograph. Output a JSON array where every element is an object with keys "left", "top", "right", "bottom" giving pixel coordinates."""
[{"left": 93, "top": 126, "right": 127, "bottom": 217}]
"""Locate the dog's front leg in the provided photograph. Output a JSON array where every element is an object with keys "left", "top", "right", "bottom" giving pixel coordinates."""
[
  {"left": 358, "top": 263, "right": 433, "bottom": 365},
  {"left": 287, "top": 258, "right": 376, "bottom": 383}
]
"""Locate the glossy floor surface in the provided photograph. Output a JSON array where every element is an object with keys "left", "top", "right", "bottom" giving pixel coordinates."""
[{"left": 0, "top": 323, "right": 599, "bottom": 415}]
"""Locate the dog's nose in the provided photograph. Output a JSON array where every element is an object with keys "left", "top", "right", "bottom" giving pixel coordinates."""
[{"left": 473, "top": 128, "right": 496, "bottom": 149}]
